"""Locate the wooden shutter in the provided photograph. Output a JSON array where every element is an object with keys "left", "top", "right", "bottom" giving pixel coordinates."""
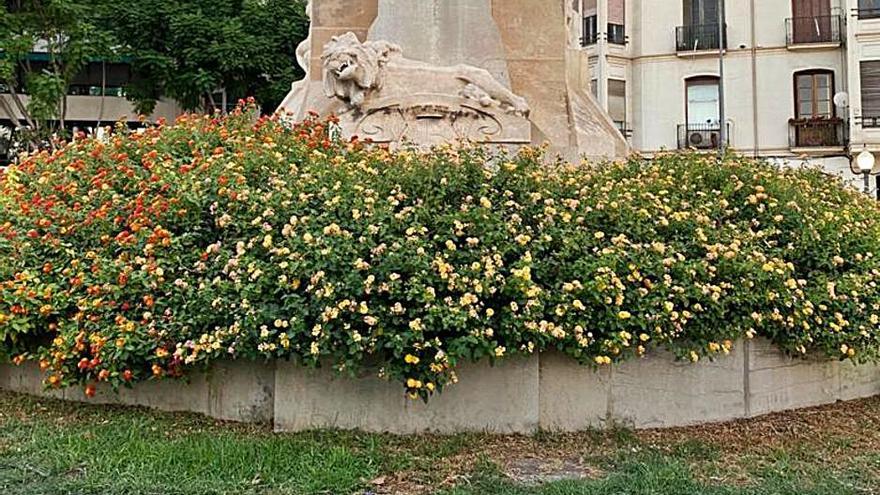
[
  {"left": 793, "top": 0, "right": 830, "bottom": 17},
  {"left": 861, "top": 61, "right": 880, "bottom": 117}
]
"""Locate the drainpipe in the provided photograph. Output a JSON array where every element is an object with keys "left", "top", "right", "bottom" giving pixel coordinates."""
[
  {"left": 718, "top": 0, "right": 727, "bottom": 154},
  {"left": 750, "top": 0, "right": 759, "bottom": 158},
  {"left": 597, "top": 0, "right": 609, "bottom": 110}
]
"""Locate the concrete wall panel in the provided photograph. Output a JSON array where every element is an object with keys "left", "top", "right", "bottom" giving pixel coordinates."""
[
  {"left": 2, "top": 339, "right": 878, "bottom": 433},
  {"left": 610, "top": 345, "right": 746, "bottom": 428}
]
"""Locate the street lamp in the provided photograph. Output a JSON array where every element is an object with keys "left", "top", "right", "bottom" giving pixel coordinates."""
[{"left": 857, "top": 149, "right": 875, "bottom": 194}]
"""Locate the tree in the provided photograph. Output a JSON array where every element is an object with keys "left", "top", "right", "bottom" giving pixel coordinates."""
[
  {"left": 95, "top": 0, "right": 309, "bottom": 115},
  {"left": 0, "top": 0, "right": 111, "bottom": 144}
]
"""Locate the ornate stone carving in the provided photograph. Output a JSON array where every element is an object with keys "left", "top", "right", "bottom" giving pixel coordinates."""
[{"left": 319, "top": 32, "right": 531, "bottom": 146}]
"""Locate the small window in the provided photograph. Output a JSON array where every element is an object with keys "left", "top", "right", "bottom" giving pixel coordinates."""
[
  {"left": 861, "top": 61, "right": 880, "bottom": 127},
  {"left": 608, "top": 79, "right": 626, "bottom": 129},
  {"left": 582, "top": 15, "right": 598, "bottom": 45},
  {"left": 794, "top": 70, "right": 833, "bottom": 119},
  {"left": 582, "top": 0, "right": 598, "bottom": 46},
  {"left": 608, "top": 0, "right": 626, "bottom": 45}
]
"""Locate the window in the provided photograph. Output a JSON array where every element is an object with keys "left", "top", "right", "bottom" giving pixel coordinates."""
[
  {"left": 68, "top": 62, "right": 132, "bottom": 97},
  {"left": 678, "top": 0, "right": 724, "bottom": 51},
  {"left": 794, "top": 70, "right": 833, "bottom": 119},
  {"left": 582, "top": 0, "right": 598, "bottom": 45},
  {"left": 859, "top": 0, "right": 880, "bottom": 19},
  {"left": 608, "top": 79, "right": 626, "bottom": 130},
  {"left": 680, "top": 76, "right": 722, "bottom": 149},
  {"left": 590, "top": 79, "right": 598, "bottom": 98},
  {"left": 582, "top": 15, "right": 598, "bottom": 45},
  {"left": 684, "top": 0, "right": 719, "bottom": 26},
  {"left": 791, "top": 70, "right": 841, "bottom": 147},
  {"left": 608, "top": 0, "right": 626, "bottom": 45},
  {"left": 686, "top": 76, "right": 720, "bottom": 127},
  {"left": 861, "top": 61, "right": 880, "bottom": 127}
]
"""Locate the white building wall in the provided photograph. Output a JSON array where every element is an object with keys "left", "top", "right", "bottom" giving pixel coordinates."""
[{"left": 585, "top": 0, "right": 864, "bottom": 186}]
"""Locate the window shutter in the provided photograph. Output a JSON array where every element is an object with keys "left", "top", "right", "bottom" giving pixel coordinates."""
[
  {"left": 608, "top": 79, "right": 626, "bottom": 123},
  {"left": 861, "top": 61, "right": 880, "bottom": 117},
  {"left": 584, "top": 0, "right": 597, "bottom": 16},
  {"left": 609, "top": 0, "right": 625, "bottom": 24}
]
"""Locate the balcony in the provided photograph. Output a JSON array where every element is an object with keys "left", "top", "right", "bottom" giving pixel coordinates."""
[
  {"left": 676, "top": 23, "right": 726, "bottom": 53},
  {"left": 856, "top": 116, "right": 880, "bottom": 128},
  {"left": 677, "top": 123, "right": 728, "bottom": 150},
  {"left": 788, "top": 118, "right": 846, "bottom": 150},
  {"left": 858, "top": 6, "right": 880, "bottom": 19},
  {"left": 785, "top": 15, "right": 843, "bottom": 48}
]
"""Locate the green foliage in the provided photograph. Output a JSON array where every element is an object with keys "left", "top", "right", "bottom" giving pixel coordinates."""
[
  {"left": 2, "top": 106, "right": 880, "bottom": 400},
  {"left": 0, "top": 0, "right": 113, "bottom": 135},
  {"left": 93, "top": 0, "right": 309, "bottom": 114}
]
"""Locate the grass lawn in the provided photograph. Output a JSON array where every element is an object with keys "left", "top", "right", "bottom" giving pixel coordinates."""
[{"left": 0, "top": 391, "right": 878, "bottom": 494}]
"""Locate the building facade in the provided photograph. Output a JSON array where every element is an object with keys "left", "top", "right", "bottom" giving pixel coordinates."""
[
  {"left": 576, "top": 0, "right": 880, "bottom": 185},
  {"left": 0, "top": 57, "right": 182, "bottom": 164}
]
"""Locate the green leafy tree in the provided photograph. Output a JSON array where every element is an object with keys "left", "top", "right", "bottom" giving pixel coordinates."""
[
  {"left": 0, "top": 0, "right": 111, "bottom": 144},
  {"left": 95, "top": 0, "right": 308, "bottom": 115}
]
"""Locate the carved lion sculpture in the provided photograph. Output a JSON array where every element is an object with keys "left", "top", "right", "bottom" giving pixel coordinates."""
[{"left": 321, "top": 32, "right": 530, "bottom": 116}]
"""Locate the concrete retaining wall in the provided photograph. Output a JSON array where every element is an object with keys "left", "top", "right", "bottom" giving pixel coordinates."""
[
  {"left": 0, "top": 360, "right": 275, "bottom": 423},
  {"left": 2, "top": 339, "right": 879, "bottom": 433}
]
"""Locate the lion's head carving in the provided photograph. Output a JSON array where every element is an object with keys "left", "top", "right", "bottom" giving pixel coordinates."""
[{"left": 322, "top": 32, "right": 400, "bottom": 109}]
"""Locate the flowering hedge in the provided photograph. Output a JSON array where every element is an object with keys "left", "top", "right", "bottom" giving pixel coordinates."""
[{"left": 2, "top": 103, "right": 880, "bottom": 400}]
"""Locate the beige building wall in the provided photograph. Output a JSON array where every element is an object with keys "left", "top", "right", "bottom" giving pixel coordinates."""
[{"left": 0, "top": 95, "right": 181, "bottom": 126}]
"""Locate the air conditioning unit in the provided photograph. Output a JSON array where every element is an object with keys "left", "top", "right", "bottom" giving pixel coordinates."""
[{"left": 688, "top": 129, "right": 719, "bottom": 149}]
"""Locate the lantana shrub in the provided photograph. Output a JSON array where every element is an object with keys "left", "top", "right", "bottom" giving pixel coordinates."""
[{"left": 2, "top": 102, "right": 880, "bottom": 400}]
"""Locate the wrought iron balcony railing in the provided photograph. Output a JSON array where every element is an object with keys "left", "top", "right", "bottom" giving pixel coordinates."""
[
  {"left": 857, "top": 115, "right": 880, "bottom": 128},
  {"left": 788, "top": 118, "right": 846, "bottom": 148},
  {"left": 857, "top": 6, "right": 880, "bottom": 19},
  {"left": 785, "top": 15, "right": 843, "bottom": 46},
  {"left": 581, "top": 18, "right": 627, "bottom": 46},
  {"left": 677, "top": 123, "right": 728, "bottom": 150},
  {"left": 608, "top": 23, "right": 626, "bottom": 45},
  {"left": 676, "top": 23, "right": 727, "bottom": 52}
]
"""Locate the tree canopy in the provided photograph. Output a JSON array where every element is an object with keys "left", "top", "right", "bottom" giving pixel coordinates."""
[
  {"left": 1, "top": 0, "right": 309, "bottom": 135},
  {"left": 94, "top": 0, "right": 309, "bottom": 115},
  {"left": 0, "top": 0, "right": 112, "bottom": 137}
]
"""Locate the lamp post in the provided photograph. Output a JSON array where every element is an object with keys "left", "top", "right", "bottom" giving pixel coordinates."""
[{"left": 857, "top": 149, "right": 875, "bottom": 195}]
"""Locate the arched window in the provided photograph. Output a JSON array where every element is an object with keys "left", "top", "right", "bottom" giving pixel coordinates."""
[
  {"left": 794, "top": 69, "right": 834, "bottom": 119},
  {"left": 685, "top": 76, "right": 720, "bottom": 126}
]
